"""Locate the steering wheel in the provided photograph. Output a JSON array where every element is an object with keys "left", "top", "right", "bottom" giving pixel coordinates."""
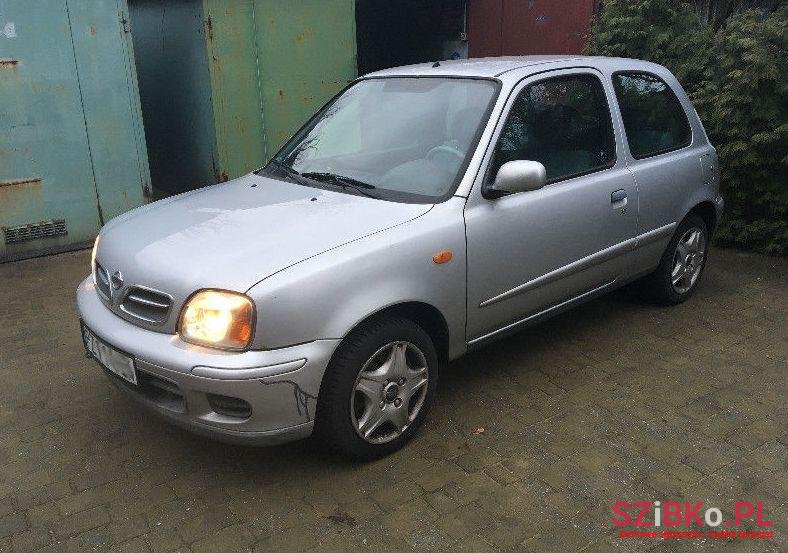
[{"left": 425, "top": 143, "right": 464, "bottom": 163}]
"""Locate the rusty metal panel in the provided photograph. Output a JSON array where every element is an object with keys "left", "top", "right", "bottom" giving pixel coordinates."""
[
  {"left": 0, "top": 0, "right": 101, "bottom": 261},
  {"left": 253, "top": 0, "right": 357, "bottom": 156},
  {"left": 501, "top": 0, "right": 596, "bottom": 55},
  {"left": 202, "top": 0, "right": 265, "bottom": 182},
  {"left": 469, "top": 0, "right": 596, "bottom": 57},
  {"left": 0, "top": 0, "right": 149, "bottom": 261},
  {"left": 68, "top": 0, "right": 149, "bottom": 220},
  {"left": 468, "top": 0, "right": 503, "bottom": 57}
]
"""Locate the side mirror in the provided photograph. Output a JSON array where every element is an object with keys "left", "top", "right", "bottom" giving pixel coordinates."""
[{"left": 486, "top": 160, "right": 547, "bottom": 198}]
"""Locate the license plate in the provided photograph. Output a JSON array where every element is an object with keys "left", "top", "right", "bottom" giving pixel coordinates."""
[{"left": 81, "top": 324, "right": 137, "bottom": 385}]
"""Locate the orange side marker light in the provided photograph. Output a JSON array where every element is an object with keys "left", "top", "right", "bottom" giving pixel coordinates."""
[{"left": 433, "top": 250, "right": 453, "bottom": 264}]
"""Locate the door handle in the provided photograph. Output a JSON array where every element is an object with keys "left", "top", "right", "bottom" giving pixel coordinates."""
[{"left": 611, "top": 189, "right": 627, "bottom": 203}]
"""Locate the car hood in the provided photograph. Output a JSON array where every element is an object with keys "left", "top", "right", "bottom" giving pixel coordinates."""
[{"left": 96, "top": 173, "right": 432, "bottom": 294}]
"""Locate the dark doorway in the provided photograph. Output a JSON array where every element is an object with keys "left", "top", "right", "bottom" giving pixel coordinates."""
[{"left": 355, "top": 0, "right": 468, "bottom": 74}]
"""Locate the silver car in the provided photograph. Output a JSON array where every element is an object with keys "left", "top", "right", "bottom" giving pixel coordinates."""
[{"left": 77, "top": 56, "right": 723, "bottom": 458}]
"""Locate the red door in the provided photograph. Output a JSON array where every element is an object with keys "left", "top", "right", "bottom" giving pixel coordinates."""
[
  {"left": 469, "top": 0, "right": 597, "bottom": 57},
  {"left": 468, "top": 0, "right": 504, "bottom": 57}
]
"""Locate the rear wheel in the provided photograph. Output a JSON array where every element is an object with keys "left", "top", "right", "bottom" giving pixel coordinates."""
[
  {"left": 646, "top": 214, "right": 709, "bottom": 304},
  {"left": 315, "top": 316, "right": 438, "bottom": 460}
]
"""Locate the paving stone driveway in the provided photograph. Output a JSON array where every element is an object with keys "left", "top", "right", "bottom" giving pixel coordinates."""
[{"left": 0, "top": 247, "right": 785, "bottom": 552}]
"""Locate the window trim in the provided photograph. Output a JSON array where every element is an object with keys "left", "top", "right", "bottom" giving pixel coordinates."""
[
  {"left": 611, "top": 70, "right": 693, "bottom": 161},
  {"left": 483, "top": 72, "right": 618, "bottom": 194}
]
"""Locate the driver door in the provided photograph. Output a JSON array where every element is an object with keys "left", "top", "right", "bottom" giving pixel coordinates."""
[{"left": 464, "top": 69, "right": 638, "bottom": 344}]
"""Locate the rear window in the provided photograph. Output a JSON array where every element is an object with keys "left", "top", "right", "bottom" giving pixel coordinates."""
[{"left": 613, "top": 72, "right": 692, "bottom": 159}]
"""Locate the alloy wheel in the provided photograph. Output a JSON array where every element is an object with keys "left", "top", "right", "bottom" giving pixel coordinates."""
[
  {"left": 671, "top": 227, "right": 706, "bottom": 294},
  {"left": 350, "top": 341, "right": 429, "bottom": 444}
]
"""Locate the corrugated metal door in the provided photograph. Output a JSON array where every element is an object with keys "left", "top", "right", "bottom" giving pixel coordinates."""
[{"left": 0, "top": 0, "right": 149, "bottom": 261}]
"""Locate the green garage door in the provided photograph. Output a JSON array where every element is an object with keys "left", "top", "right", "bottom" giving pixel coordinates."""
[
  {"left": 253, "top": 0, "right": 357, "bottom": 155},
  {"left": 0, "top": 0, "right": 149, "bottom": 262}
]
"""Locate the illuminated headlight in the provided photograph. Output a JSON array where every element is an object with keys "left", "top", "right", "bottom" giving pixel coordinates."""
[{"left": 179, "top": 290, "right": 255, "bottom": 351}]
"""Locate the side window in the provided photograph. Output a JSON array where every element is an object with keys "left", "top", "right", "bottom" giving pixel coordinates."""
[
  {"left": 490, "top": 74, "right": 616, "bottom": 183},
  {"left": 613, "top": 72, "right": 692, "bottom": 159}
]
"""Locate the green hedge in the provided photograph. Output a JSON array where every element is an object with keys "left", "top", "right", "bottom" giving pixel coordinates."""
[{"left": 588, "top": 1, "right": 787, "bottom": 255}]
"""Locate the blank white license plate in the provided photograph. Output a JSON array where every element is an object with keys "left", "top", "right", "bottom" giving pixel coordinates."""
[{"left": 82, "top": 325, "right": 137, "bottom": 385}]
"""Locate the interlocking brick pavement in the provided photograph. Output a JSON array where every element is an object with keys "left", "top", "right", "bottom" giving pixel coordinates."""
[{"left": 0, "top": 247, "right": 785, "bottom": 552}]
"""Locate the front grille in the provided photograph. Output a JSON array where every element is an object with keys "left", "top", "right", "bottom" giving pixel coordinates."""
[
  {"left": 120, "top": 286, "right": 172, "bottom": 325},
  {"left": 94, "top": 263, "right": 111, "bottom": 299}
]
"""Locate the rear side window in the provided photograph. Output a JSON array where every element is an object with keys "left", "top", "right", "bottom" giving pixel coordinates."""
[
  {"left": 613, "top": 72, "right": 692, "bottom": 159},
  {"left": 490, "top": 74, "right": 616, "bottom": 183}
]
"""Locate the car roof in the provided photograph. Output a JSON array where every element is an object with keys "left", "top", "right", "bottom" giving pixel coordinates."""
[{"left": 363, "top": 56, "right": 659, "bottom": 79}]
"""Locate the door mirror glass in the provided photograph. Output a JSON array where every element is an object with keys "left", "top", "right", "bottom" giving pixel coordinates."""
[{"left": 488, "top": 160, "right": 546, "bottom": 197}]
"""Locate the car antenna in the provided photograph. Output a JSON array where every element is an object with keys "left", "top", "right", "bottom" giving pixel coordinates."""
[{"left": 432, "top": 61, "right": 441, "bottom": 67}]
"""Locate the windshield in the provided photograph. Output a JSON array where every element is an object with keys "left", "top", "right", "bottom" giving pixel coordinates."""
[{"left": 265, "top": 77, "right": 499, "bottom": 203}]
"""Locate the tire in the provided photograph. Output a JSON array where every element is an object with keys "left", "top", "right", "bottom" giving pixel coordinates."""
[
  {"left": 314, "top": 316, "right": 438, "bottom": 460},
  {"left": 645, "top": 213, "right": 709, "bottom": 305}
]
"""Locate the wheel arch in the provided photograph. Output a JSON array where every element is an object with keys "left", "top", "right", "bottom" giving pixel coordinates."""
[
  {"left": 688, "top": 200, "right": 717, "bottom": 236},
  {"left": 337, "top": 301, "right": 451, "bottom": 364},
  {"left": 313, "top": 301, "right": 445, "bottom": 458}
]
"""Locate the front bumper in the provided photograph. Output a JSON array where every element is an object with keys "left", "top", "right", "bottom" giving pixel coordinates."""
[{"left": 76, "top": 277, "right": 340, "bottom": 445}]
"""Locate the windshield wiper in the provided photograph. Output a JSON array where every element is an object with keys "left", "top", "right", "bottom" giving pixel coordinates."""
[
  {"left": 265, "top": 159, "right": 308, "bottom": 184},
  {"left": 301, "top": 172, "right": 376, "bottom": 189},
  {"left": 300, "top": 172, "right": 378, "bottom": 197},
  {"left": 264, "top": 162, "right": 379, "bottom": 198}
]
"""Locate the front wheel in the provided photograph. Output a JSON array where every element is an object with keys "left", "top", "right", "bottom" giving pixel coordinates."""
[
  {"left": 315, "top": 316, "right": 438, "bottom": 460},
  {"left": 647, "top": 214, "right": 709, "bottom": 304}
]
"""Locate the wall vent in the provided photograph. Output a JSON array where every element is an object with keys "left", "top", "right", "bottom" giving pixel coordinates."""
[{"left": 3, "top": 219, "right": 68, "bottom": 244}]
